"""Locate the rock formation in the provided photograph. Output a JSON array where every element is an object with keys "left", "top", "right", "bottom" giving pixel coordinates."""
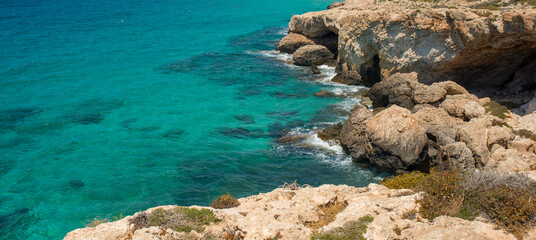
[
  {"left": 336, "top": 72, "right": 536, "bottom": 173},
  {"left": 64, "top": 184, "right": 519, "bottom": 240},
  {"left": 284, "top": 0, "right": 536, "bottom": 106}
]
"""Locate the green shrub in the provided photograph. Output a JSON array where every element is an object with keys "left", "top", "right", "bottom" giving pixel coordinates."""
[
  {"left": 310, "top": 215, "right": 374, "bottom": 240},
  {"left": 415, "top": 170, "right": 465, "bottom": 220},
  {"left": 412, "top": 170, "right": 536, "bottom": 236},
  {"left": 381, "top": 171, "right": 427, "bottom": 189},
  {"left": 475, "top": 185, "right": 536, "bottom": 228},
  {"left": 210, "top": 193, "right": 240, "bottom": 209},
  {"left": 483, "top": 101, "right": 509, "bottom": 119},
  {"left": 144, "top": 207, "right": 220, "bottom": 233}
]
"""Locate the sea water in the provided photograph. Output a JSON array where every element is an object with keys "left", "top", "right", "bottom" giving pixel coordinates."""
[{"left": 0, "top": 0, "right": 386, "bottom": 238}]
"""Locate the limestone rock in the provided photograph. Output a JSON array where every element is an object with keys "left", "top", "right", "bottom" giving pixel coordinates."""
[
  {"left": 456, "top": 117, "right": 491, "bottom": 167},
  {"left": 399, "top": 216, "right": 516, "bottom": 240},
  {"left": 327, "top": 2, "right": 344, "bottom": 9},
  {"left": 317, "top": 123, "right": 343, "bottom": 141},
  {"left": 293, "top": 45, "right": 334, "bottom": 66},
  {"left": 440, "top": 94, "right": 480, "bottom": 119},
  {"left": 463, "top": 101, "right": 486, "bottom": 120},
  {"left": 276, "top": 33, "right": 316, "bottom": 54},
  {"left": 365, "top": 105, "right": 427, "bottom": 169},
  {"left": 276, "top": 33, "right": 338, "bottom": 55},
  {"left": 288, "top": 2, "right": 536, "bottom": 102},
  {"left": 66, "top": 184, "right": 522, "bottom": 240},
  {"left": 508, "top": 138, "right": 536, "bottom": 154},
  {"left": 340, "top": 105, "right": 373, "bottom": 161},
  {"left": 439, "top": 142, "right": 476, "bottom": 171},
  {"left": 487, "top": 126, "right": 515, "bottom": 149}
]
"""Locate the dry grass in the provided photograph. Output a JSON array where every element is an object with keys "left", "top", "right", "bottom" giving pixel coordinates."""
[
  {"left": 279, "top": 180, "right": 311, "bottom": 190},
  {"left": 310, "top": 215, "right": 374, "bottom": 240},
  {"left": 129, "top": 207, "right": 220, "bottom": 233},
  {"left": 305, "top": 197, "right": 348, "bottom": 229},
  {"left": 210, "top": 194, "right": 240, "bottom": 209}
]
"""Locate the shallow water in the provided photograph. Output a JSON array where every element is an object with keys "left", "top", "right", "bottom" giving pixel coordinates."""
[{"left": 0, "top": 0, "right": 386, "bottom": 238}]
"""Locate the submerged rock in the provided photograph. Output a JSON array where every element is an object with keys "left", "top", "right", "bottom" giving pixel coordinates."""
[{"left": 317, "top": 123, "right": 343, "bottom": 141}]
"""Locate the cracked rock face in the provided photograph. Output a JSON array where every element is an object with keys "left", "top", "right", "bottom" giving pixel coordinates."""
[
  {"left": 287, "top": 0, "right": 536, "bottom": 104},
  {"left": 64, "top": 184, "right": 518, "bottom": 240}
]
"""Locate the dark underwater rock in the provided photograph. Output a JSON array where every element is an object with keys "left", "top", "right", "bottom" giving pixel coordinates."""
[{"left": 234, "top": 115, "right": 255, "bottom": 124}]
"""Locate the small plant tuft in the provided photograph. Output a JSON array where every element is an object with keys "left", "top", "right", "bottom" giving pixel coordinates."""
[
  {"left": 310, "top": 215, "right": 374, "bottom": 240},
  {"left": 279, "top": 180, "right": 311, "bottom": 190},
  {"left": 483, "top": 101, "right": 510, "bottom": 119},
  {"left": 210, "top": 194, "right": 240, "bottom": 209},
  {"left": 130, "top": 207, "right": 220, "bottom": 233}
]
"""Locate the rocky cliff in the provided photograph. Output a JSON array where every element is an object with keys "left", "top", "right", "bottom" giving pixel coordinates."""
[
  {"left": 280, "top": 0, "right": 536, "bottom": 107},
  {"left": 65, "top": 183, "right": 528, "bottom": 240}
]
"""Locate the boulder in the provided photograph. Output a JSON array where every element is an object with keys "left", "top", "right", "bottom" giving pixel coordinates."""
[
  {"left": 276, "top": 33, "right": 316, "bottom": 54},
  {"left": 439, "top": 142, "right": 476, "bottom": 171},
  {"left": 456, "top": 118, "right": 491, "bottom": 167},
  {"left": 340, "top": 106, "right": 373, "bottom": 161},
  {"left": 368, "top": 72, "right": 419, "bottom": 108},
  {"left": 412, "top": 83, "right": 446, "bottom": 104},
  {"left": 365, "top": 106, "right": 427, "bottom": 169},
  {"left": 414, "top": 107, "right": 462, "bottom": 141},
  {"left": 276, "top": 33, "right": 338, "bottom": 55},
  {"left": 317, "top": 123, "right": 343, "bottom": 141},
  {"left": 508, "top": 138, "right": 536, "bottom": 154},
  {"left": 440, "top": 94, "right": 480, "bottom": 119},
  {"left": 487, "top": 126, "right": 515, "bottom": 149},
  {"left": 463, "top": 101, "right": 486, "bottom": 120},
  {"left": 293, "top": 45, "right": 334, "bottom": 66}
]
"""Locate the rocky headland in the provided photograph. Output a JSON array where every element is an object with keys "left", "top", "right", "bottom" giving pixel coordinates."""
[{"left": 65, "top": 0, "right": 536, "bottom": 239}]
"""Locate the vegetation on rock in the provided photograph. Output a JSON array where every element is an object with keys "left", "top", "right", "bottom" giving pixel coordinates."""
[
  {"left": 310, "top": 215, "right": 374, "bottom": 240},
  {"left": 383, "top": 170, "right": 536, "bottom": 236},
  {"left": 130, "top": 207, "right": 220, "bottom": 233},
  {"left": 483, "top": 101, "right": 510, "bottom": 119},
  {"left": 381, "top": 171, "right": 428, "bottom": 189},
  {"left": 210, "top": 194, "right": 240, "bottom": 209}
]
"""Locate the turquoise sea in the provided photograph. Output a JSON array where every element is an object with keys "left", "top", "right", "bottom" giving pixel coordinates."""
[{"left": 0, "top": 0, "right": 385, "bottom": 238}]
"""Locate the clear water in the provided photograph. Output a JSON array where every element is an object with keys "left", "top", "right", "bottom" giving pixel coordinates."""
[{"left": 0, "top": 0, "right": 386, "bottom": 238}]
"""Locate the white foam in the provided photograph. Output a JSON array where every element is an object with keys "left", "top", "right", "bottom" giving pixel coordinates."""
[
  {"left": 277, "top": 28, "right": 289, "bottom": 35},
  {"left": 245, "top": 50, "right": 293, "bottom": 62}
]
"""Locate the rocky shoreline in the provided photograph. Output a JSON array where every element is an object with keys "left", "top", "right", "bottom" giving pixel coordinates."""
[{"left": 65, "top": 0, "right": 536, "bottom": 239}]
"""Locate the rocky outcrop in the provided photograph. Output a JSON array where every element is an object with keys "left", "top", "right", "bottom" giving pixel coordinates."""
[
  {"left": 276, "top": 32, "right": 338, "bottom": 55},
  {"left": 341, "top": 72, "right": 536, "bottom": 172},
  {"left": 287, "top": 0, "right": 536, "bottom": 106},
  {"left": 293, "top": 45, "right": 335, "bottom": 66},
  {"left": 64, "top": 184, "right": 518, "bottom": 240}
]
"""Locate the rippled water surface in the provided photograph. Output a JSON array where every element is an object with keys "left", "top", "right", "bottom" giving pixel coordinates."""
[{"left": 0, "top": 0, "right": 386, "bottom": 238}]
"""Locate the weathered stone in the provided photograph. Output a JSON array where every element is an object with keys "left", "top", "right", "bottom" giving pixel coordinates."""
[
  {"left": 414, "top": 107, "right": 462, "bottom": 141},
  {"left": 293, "top": 45, "right": 334, "bottom": 66},
  {"left": 412, "top": 83, "right": 446, "bottom": 104},
  {"left": 463, "top": 101, "right": 486, "bottom": 120},
  {"left": 366, "top": 106, "right": 427, "bottom": 168},
  {"left": 456, "top": 118, "right": 491, "bottom": 167},
  {"left": 368, "top": 72, "right": 418, "bottom": 108},
  {"left": 508, "top": 138, "right": 536, "bottom": 154},
  {"left": 327, "top": 2, "right": 344, "bottom": 9},
  {"left": 487, "top": 126, "right": 515, "bottom": 149},
  {"left": 440, "top": 94, "right": 480, "bottom": 119},
  {"left": 340, "top": 106, "right": 373, "bottom": 161},
  {"left": 317, "top": 123, "right": 343, "bottom": 141},
  {"left": 439, "top": 142, "right": 476, "bottom": 171},
  {"left": 276, "top": 33, "right": 316, "bottom": 54}
]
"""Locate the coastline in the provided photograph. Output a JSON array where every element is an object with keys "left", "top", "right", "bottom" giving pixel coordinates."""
[{"left": 64, "top": 0, "right": 536, "bottom": 239}]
